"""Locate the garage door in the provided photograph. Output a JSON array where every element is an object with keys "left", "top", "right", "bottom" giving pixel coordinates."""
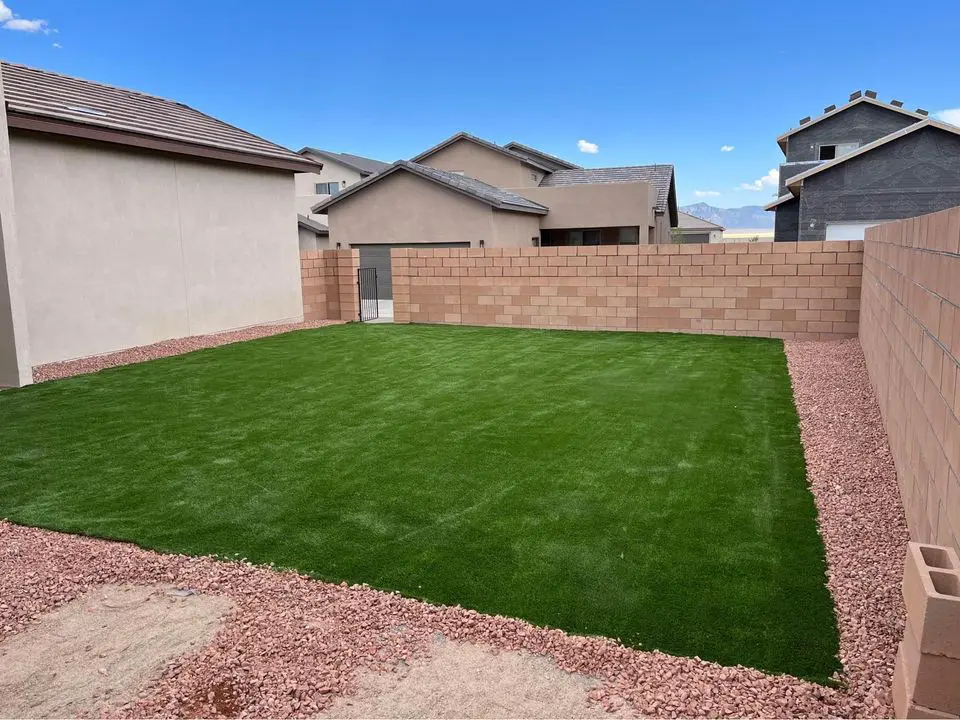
[
  {"left": 825, "top": 222, "right": 884, "bottom": 241},
  {"left": 355, "top": 243, "right": 469, "bottom": 300}
]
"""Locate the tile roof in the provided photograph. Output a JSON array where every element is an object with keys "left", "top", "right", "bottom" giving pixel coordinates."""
[
  {"left": 410, "top": 132, "right": 556, "bottom": 173},
  {"left": 297, "top": 214, "right": 329, "bottom": 234},
  {"left": 1, "top": 61, "right": 317, "bottom": 172},
  {"left": 299, "top": 147, "right": 390, "bottom": 176},
  {"left": 503, "top": 141, "right": 582, "bottom": 171},
  {"left": 539, "top": 165, "right": 676, "bottom": 212},
  {"left": 311, "top": 160, "right": 549, "bottom": 215}
]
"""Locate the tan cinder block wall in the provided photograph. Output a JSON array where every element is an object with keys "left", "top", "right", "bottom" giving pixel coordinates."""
[
  {"left": 860, "top": 208, "right": 960, "bottom": 554},
  {"left": 391, "top": 240, "right": 862, "bottom": 339},
  {"left": 300, "top": 249, "right": 358, "bottom": 321}
]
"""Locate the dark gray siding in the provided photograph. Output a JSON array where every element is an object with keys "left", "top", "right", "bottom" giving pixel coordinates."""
[
  {"left": 785, "top": 103, "right": 916, "bottom": 162},
  {"left": 796, "top": 126, "right": 960, "bottom": 241},
  {"left": 778, "top": 161, "right": 821, "bottom": 194},
  {"left": 773, "top": 198, "right": 800, "bottom": 242},
  {"left": 679, "top": 232, "right": 710, "bottom": 244}
]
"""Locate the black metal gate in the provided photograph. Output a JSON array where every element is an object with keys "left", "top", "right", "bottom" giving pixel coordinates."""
[{"left": 357, "top": 267, "right": 379, "bottom": 321}]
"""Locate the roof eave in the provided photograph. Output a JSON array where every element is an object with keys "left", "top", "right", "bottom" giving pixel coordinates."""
[
  {"left": 9, "top": 112, "right": 321, "bottom": 173},
  {"left": 775, "top": 96, "right": 927, "bottom": 148}
]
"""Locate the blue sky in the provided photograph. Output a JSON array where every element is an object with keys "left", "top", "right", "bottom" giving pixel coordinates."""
[{"left": 3, "top": 0, "right": 959, "bottom": 208}]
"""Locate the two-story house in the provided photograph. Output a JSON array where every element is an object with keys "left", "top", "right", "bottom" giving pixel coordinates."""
[
  {"left": 295, "top": 147, "right": 389, "bottom": 220},
  {"left": 767, "top": 91, "right": 960, "bottom": 241},
  {"left": 310, "top": 131, "right": 678, "bottom": 305}
]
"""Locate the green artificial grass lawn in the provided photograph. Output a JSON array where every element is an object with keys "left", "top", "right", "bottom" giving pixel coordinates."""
[{"left": 0, "top": 324, "right": 839, "bottom": 681}]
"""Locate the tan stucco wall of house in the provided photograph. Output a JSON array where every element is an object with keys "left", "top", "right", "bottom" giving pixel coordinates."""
[
  {"left": 10, "top": 133, "right": 303, "bottom": 365},
  {"left": 298, "top": 226, "right": 330, "bottom": 252},
  {"left": 0, "top": 69, "right": 32, "bottom": 386},
  {"left": 491, "top": 210, "right": 542, "bottom": 248},
  {"left": 653, "top": 213, "right": 671, "bottom": 244},
  {"left": 513, "top": 183, "right": 654, "bottom": 231},
  {"left": 417, "top": 139, "right": 542, "bottom": 188},
  {"left": 327, "top": 170, "right": 497, "bottom": 247}
]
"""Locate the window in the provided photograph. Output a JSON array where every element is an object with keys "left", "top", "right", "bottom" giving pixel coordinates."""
[
  {"left": 315, "top": 182, "right": 341, "bottom": 195},
  {"left": 818, "top": 142, "right": 859, "bottom": 161}
]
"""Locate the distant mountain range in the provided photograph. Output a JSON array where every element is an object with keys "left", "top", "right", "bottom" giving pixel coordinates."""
[{"left": 680, "top": 203, "right": 774, "bottom": 229}]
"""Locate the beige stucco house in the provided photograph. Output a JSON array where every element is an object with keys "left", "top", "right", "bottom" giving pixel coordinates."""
[
  {"left": 311, "top": 132, "right": 678, "bottom": 305},
  {"left": 0, "top": 62, "right": 321, "bottom": 388},
  {"left": 675, "top": 211, "right": 725, "bottom": 243},
  {"left": 295, "top": 147, "right": 389, "bottom": 225}
]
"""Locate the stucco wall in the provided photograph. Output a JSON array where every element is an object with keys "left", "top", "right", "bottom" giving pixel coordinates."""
[
  {"left": 295, "top": 157, "right": 364, "bottom": 216},
  {"left": 298, "top": 226, "right": 329, "bottom": 252},
  {"left": 327, "top": 170, "right": 497, "bottom": 247},
  {"left": 860, "top": 208, "right": 960, "bottom": 553},
  {"left": 514, "top": 183, "right": 653, "bottom": 231},
  {"left": 10, "top": 132, "right": 303, "bottom": 365},
  {"left": 418, "top": 139, "right": 540, "bottom": 188},
  {"left": 491, "top": 210, "right": 542, "bottom": 248},
  {"left": 797, "top": 126, "right": 960, "bottom": 241},
  {"left": 785, "top": 103, "right": 916, "bottom": 162}
]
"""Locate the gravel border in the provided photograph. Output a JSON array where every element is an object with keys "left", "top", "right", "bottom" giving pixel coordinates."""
[
  {"left": 1, "top": 338, "right": 908, "bottom": 718},
  {"left": 31, "top": 320, "right": 343, "bottom": 383}
]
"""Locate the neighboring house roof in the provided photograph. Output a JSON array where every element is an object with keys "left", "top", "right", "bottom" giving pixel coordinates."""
[
  {"left": 311, "top": 159, "right": 549, "bottom": 215},
  {"left": 781, "top": 119, "right": 958, "bottom": 195},
  {"left": 539, "top": 165, "right": 676, "bottom": 212},
  {"left": 775, "top": 95, "right": 928, "bottom": 153},
  {"left": 298, "top": 147, "right": 390, "bottom": 176},
  {"left": 410, "top": 132, "right": 556, "bottom": 173},
  {"left": 677, "top": 211, "right": 724, "bottom": 231},
  {"left": 0, "top": 61, "right": 319, "bottom": 173},
  {"left": 297, "top": 214, "right": 329, "bottom": 234},
  {"left": 502, "top": 141, "right": 582, "bottom": 171}
]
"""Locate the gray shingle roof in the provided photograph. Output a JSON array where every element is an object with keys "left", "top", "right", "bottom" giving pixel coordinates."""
[
  {"left": 311, "top": 160, "right": 548, "bottom": 215},
  {"left": 539, "top": 165, "right": 675, "bottom": 212},
  {"left": 1, "top": 61, "right": 317, "bottom": 171},
  {"left": 297, "top": 214, "right": 329, "bottom": 234},
  {"left": 299, "top": 147, "right": 390, "bottom": 176},
  {"left": 503, "top": 141, "right": 582, "bottom": 171},
  {"left": 678, "top": 211, "right": 724, "bottom": 230}
]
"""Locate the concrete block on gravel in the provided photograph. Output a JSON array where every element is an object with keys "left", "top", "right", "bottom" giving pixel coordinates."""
[
  {"left": 894, "top": 650, "right": 960, "bottom": 719},
  {"left": 897, "top": 621, "right": 960, "bottom": 713},
  {"left": 903, "top": 543, "right": 960, "bottom": 658}
]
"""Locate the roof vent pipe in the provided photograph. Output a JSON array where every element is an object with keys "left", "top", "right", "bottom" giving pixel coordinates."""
[
  {"left": 849, "top": 90, "right": 862, "bottom": 101},
  {"left": 890, "top": 99, "right": 904, "bottom": 107},
  {"left": 865, "top": 90, "right": 878, "bottom": 99},
  {"left": 916, "top": 108, "right": 929, "bottom": 116},
  {"left": 823, "top": 104, "right": 837, "bottom": 113}
]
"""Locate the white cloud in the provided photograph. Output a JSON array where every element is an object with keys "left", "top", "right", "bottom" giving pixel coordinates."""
[
  {"left": 720, "top": 145, "right": 735, "bottom": 152},
  {"left": 739, "top": 168, "right": 779, "bottom": 191},
  {"left": 934, "top": 108, "right": 960, "bottom": 127},
  {"left": 5, "top": 17, "right": 47, "bottom": 31},
  {"left": 1, "top": 2, "right": 54, "bottom": 33},
  {"left": 52, "top": 41, "right": 61, "bottom": 48},
  {"left": 577, "top": 139, "right": 599, "bottom": 154},
  {"left": 694, "top": 190, "right": 721, "bottom": 197}
]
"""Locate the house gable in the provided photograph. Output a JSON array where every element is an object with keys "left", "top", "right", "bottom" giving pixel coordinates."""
[
  {"left": 785, "top": 102, "right": 918, "bottom": 162},
  {"left": 414, "top": 136, "right": 546, "bottom": 188}
]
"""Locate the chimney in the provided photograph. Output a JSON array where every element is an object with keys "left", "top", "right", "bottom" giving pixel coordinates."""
[
  {"left": 916, "top": 108, "right": 929, "bottom": 116},
  {"left": 799, "top": 116, "right": 812, "bottom": 125},
  {"left": 890, "top": 99, "right": 904, "bottom": 107},
  {"left": 823, "top": 104, "right": 837, "bottom": 113},
  {"left": 865, "top": 90, "right": 878, "bottom": 99},
  {"left": 849, "top": 90, "right": 862, "bottom": 101}
]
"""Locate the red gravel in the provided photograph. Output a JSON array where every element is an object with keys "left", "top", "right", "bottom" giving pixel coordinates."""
[
  {"left": 31, "top": 320, "right": 343, "bottom": 383},
  {"left": 1, "top": 338, "right": 908, "bottom": 718}
]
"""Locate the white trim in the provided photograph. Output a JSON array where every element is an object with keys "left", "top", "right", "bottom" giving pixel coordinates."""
[{"left": 764, "top": 193, "right": 796, "bottom": 211}]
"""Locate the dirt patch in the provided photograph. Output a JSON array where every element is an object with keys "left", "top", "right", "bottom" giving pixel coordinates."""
[
  {"left": 323, "top": 636, "right": 615, "bottom": 719},
  {"left": 0, "top": 584, "right": 231, "bottom": 719}
]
